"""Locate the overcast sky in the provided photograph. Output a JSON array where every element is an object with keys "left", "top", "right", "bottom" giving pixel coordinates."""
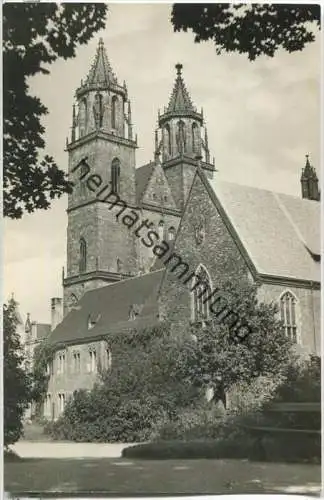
[{"left": 4, "top": 3, "right": 321, "bottom": 324}]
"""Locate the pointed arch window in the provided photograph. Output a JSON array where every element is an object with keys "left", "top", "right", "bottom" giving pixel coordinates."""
[
  {"left": 111, "top": 158, "right": 120, "bottom": 193},
  {"left": 79, "top": 98, "right": 87, "bottom": 137},
  {"left": 192, "top": 122, "right": 199, "bottom": 153},
  {"left": 165, "top": 124, "right": 171, "bottom": 155},
  {"left": 279, "top": 291, "right": 298, "bottom": 343},
  {"left": 111, "top": 95, "right": 118, "bottom": 129},
  {"left": 79, "top": 238, "right": 87, "bottom": 273},
  {"left": 191, "top": 264, "right": 212, "bottom": 322},
  {"left": 158, "top": 220, "right": 164, "bottom": 240},
  {"left": 177, "top": 120, "right": 186, "bottom": 153}
]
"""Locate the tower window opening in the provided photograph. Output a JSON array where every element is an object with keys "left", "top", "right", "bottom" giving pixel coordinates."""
[
  {"left": 192, "top": 122, "right": 199, "bottom": 153},
  {"left": 111, "top": 95, "right": 118, "bottom": 129},
  {"left": 111, "top": 158, "right": 121, "bottom": 193},
  {"left": 79, "top": 237, "right": 87, "bottom": 273},
  {"left": 165, "top": 124, "right": 171, "bottom": 155}
]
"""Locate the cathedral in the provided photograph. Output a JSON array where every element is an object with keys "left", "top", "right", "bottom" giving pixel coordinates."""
[{"left": 43, "top": 39, "right": 320, "bottom": 421}]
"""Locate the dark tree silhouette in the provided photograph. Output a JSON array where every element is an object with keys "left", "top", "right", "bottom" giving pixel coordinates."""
[
  {"left": 4, "top": 298, "right": 32, "bottom": 447},
  {"left": 171, "top": 4, "right": 321, "bottom": 61},
  {"left": 3, "top": 3, "right": 108, "bottom": 219}
]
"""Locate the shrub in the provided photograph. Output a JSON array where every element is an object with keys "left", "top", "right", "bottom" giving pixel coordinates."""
[
  {"left": 227, "top": 375, "right": 284, "bottom": 416},
  {"left": 150, "top": 403, "right": 227, "bottom": 441}
]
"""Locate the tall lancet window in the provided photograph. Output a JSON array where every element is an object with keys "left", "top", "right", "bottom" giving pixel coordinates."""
[
  {"left": 158, "top": 221, "right": 164, "bottom": 240},
  {"left": 111, "top": 95, "right": 118, "bottom": 129},
  {"left": 177, "top": 120, "right": 186, "bottom": 153},
  {"left": 79, "top": 238, "right": 87, "bottom": 273},
  {"left": 79, "top": 98, "right": 87, "bottom": 137},
  {"left": 192, "top": 122, "right": 199, "bottom": 154},
  {"left": 111, "top": 158, "right": 120, "bottom": 193},
  {"left": 164, "top": 124, "right": 171, "bottom": 156},
  {"left": 280, "top": 291, "right": 298, "bottom": 343},
  {"left": 192, "top": 264, "right": 212, "bottom": 322}
]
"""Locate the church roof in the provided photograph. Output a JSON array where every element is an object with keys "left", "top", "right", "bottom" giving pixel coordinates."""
[
  {"left": 135, "top": 161, "right": 155, "bottom": 203},
  {"left": 49, "top": 270, "right": 164, "bottom": 345},
  {"left": 207, "top": 178, "right": 320, "bottom": 283},
  {"left": 85, "top": 38, "right": 118, "bottom": 87}
]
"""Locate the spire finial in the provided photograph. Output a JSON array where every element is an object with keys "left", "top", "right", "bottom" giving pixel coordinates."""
[
  {"left": 175, "top": 63, "right": 183, "bottom": 76},
  {"left": 99, "top": 37, "right": 104, "bottom": 47}
]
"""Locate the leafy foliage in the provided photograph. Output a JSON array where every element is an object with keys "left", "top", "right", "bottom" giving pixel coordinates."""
[
  {"left": 171, "top": 4, "right": 321, "bottom": 60},
  {"left": 4, "top": 299, "right": 33, "bottom": 446},
  {"left": 31, "top": 339, "right": 56, "bottom": 407},
  {"left": 3, "top": 3, "right": 108, "bottom": 218},
  {"left": 47, "top": 324, "right": 200, "bottom": 442},
  {"left": 178, "top": 280, "right": 294, "bottom": 395}
]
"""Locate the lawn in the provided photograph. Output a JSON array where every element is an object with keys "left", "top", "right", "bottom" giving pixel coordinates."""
[{"left": 4, "top": 457, "right": 321, "bottom": 496}]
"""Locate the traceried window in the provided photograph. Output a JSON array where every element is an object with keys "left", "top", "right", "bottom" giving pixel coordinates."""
[
  {"left": 280, "top": 291, "right": 298, "bottom": 343},
  {"left": 79, "top": 238, "right": 87, "bottom": 273},
  {"left": 191, "top": 264, "right": 212, "bottom": 322},
  {"left": 111, "top": 95, "right": 118, "bottom": 129},
  {"left": 111, "top": 158, "right": 120, "bottom": 193}
]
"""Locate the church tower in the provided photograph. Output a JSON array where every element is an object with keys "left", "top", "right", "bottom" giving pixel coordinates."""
[
  {"left": 154, "top": 64, "right": 215, "bottom": 209},
  {"left": 300, "top": 155, "right": 320, "bottom": 201},
  {"left": 63, "top": 39, "right": 138, "bottom": 315}
]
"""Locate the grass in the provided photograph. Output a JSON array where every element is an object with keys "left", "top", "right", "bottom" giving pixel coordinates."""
[
  {"left": 122, "top": 438, "right": 320, "bottom": 464},
  {"left": 4, "top": 456, "right": 321, "bottom": 495}
]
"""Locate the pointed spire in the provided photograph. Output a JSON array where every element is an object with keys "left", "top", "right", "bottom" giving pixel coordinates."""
[
  {"left": 204, "top": 127, "right": 210, "bottom": 163},
  {"left": 166, "top": 63, "right": 196, "bottom": 113},
  {"left": 127, "top": 100, "right": 133, "bottom": 140},
  {"left": 84, "top": 38, "right": 117, "bottom": 87}
]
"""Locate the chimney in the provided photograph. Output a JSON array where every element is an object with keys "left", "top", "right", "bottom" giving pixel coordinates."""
[{"left": 51, "top": 297, "right": 63, "bottom": 331}]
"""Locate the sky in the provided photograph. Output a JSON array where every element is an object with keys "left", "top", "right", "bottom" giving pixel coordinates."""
[{"left": 4, "top": 3, "right": 321, "bottom": 324}]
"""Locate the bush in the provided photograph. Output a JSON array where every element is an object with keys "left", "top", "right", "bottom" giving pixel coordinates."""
[
  {"left": 227, "top": 375, "right": 283, "bottom": 416},
  {"left": 150, "top": 403, "right": 227, "bottom": 441}
]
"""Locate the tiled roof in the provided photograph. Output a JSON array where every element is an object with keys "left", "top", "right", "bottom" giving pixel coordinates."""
[
  {"left": 135, "top": 162, "right": 155, "bottom": 203},
  {"left": 208, "top": 179, "right": 320, "bottom": 282},
  {"left": 49, "top": 270, "right": 164, "bottom": 345}
]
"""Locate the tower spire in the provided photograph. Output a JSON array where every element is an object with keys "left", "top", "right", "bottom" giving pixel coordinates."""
[
  {"left": 83, "top": 38, "right": 118, "bottom": 88},
  {"left": 166, "top": 63, "right": 197, "bottom": 114}
]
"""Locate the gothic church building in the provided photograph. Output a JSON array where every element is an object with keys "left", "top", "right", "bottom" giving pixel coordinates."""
[{"left": 44, "top": 39, "right": 321, "bottom": 420}]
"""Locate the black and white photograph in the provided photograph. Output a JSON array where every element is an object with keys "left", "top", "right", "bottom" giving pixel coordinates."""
[{"left": 3, "top": 2, "right": 322, "bottom": 496}]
